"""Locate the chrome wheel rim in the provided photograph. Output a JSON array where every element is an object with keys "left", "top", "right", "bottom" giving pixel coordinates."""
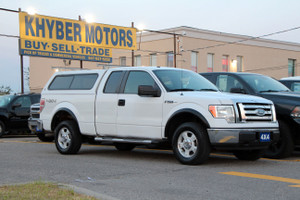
[
  {"left": 177, "top": 131, "right": 198, "bottom": 158},
  {"left": 0, "top": 124, "right": 2, "bottom": 133},
  {"left": 58, "top": 127, "right": 71, "bottom": 150}
]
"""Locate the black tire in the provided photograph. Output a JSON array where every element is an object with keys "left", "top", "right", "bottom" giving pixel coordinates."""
[
  {"left": 172, "top": 122, "right": 211, "bottom": 165},
  {"left": 114, "top": 143, "right": 136, "bottom": 151},
  {"left": 37, "top": 131, "right": 54, "bottom": 142},
  {"left": 0, "top": 120, "right": 5, "bottom": 137},
  {"left": 233, "top": 149, "right": 264, "bottom": 161},
  {"left": 54, "top": 120, "right": 82, "bottom": 154},
  {"left": 264, "top": 120, "right": 294, "bottom": 159}
]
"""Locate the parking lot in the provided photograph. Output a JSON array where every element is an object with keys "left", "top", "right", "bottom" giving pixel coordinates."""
[{"left": 0, "top": 135, "right": 299, "bottom": 200}]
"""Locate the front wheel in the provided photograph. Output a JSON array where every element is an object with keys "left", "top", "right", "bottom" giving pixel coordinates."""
[
  {"left": 37, "top": 131, "right": 54, "bottom": 142},
  {"left": 0, "top": 120, "right": 6, "bottom": 137},
  {"left": 54, "top": 120, "right": 82, "bottom": 154},
  {"left": 264, "top": 120, "right": 294, "bottom": 159},
  {"left": 233, "top": 149, "right": 264, "bottom": 161},
  {"left": 172, "top": 122, "right": 211, "bottom": 165}
]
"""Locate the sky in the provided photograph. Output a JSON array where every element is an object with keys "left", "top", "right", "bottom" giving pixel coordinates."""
[{"left": 1, "top": 0, "right": 300, "bottom": 93}]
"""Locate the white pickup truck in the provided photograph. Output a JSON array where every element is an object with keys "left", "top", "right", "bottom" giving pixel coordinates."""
[{"left": 39, "top": 67, "right": 279, "bottom": 165}]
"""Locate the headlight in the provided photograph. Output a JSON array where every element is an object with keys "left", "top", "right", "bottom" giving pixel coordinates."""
[
  {"left": 209, "top": 105, "right": 235, "bottom": 123},
  {"left": 291, "top": 106, "right": 300, "bottom": 118}
]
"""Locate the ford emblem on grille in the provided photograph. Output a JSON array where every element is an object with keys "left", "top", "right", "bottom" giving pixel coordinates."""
[{"left": 256, "top": 108, "right": 266, "bottom": 116}]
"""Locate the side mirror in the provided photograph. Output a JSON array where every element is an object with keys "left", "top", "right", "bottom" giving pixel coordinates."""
[
  {"left": 138, "top": 85, "right": 161, "bottom": 97},
  {"left": 12, "top": 103, "right": 22, "bottom": 109},
  {"left": 230, "top": 87, "right": 245, "bottom": 94}
]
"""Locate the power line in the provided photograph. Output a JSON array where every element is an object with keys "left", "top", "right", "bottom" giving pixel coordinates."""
[
  {"left": 186, "top": 25, "right": 300, "bottom": 52},
  {"left": 0, "top": 33, "right": 19, "bottom": 38},
  {"left": 244, "top": 62, "right": 300, "bottom": 73},
  {"left": 0, "top": 8, "right": 19, "bottom": 13}
]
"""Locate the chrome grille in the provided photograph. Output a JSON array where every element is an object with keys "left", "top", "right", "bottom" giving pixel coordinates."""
[
  {"left": 30, "top": 104, "right": 40, "bottom": 119},
  {"left": 237, "top": 103, "right": 274, "bottom": 122}
]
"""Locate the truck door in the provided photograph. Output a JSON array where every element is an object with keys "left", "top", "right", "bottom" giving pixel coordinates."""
[
  {"left": 9, "top": 96, "right": 31, "bottom": 129},
  {"left": 95, "top": 71, "right": 124, "bottom": 136},
  {"left": 116, "top": 71, "right": 163, "bottom": 139}
]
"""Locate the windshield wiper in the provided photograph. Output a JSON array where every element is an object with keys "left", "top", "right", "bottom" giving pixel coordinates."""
[
  {"left": 198, "top": 89, "right": 218, "bottom": 92},
  {"left": 259, "top": 90, "right": 280, "bottom": 93},
  {"left": 169, "top": 88, "right": 196, "bottom": 92}
]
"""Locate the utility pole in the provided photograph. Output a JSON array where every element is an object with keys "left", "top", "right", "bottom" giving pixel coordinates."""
[{"left": 131, "top": 22, "right": 135, "bottom": 66}]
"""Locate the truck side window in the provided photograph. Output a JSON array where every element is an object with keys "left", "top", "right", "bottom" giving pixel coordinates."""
[
  {"left": 104, "top": 71, "right": 123, "bottom": 93},
  {"left": 124, "top": 71, "right": 156, "bottom": 94},
  {"left": 70, "top": 74, "right": 98, "bottom": 90},
  {"left": 13, "top": 96, "right": 31, "bottom": 108},
  {"left": 49, "top": 76, "right": 74, "bottom": 90},
  {"left": 216, "top": 75, "right": 244, "bottom": 92},
  {"left": 291, "top": 82, "right": 300, "bottom": 92}
]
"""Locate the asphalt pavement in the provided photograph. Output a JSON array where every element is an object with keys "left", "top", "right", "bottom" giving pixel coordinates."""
[{"left": 0, "top": 136, "right": 300, "bottom": 200}]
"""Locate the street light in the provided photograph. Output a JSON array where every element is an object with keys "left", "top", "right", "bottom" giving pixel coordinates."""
[
  {"left": 83, "top": 14, "right": 95, "bottom": 23},
  {"left": 137, "top": 28, "right": 182, "bottom": 68},
  {"left": 26, "top": 7, "right": 37, "bottom": 15}
]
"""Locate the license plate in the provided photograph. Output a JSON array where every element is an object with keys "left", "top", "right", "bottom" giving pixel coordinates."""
[{"left": 260, "top": 132, "right": 271, "bottom": 142}]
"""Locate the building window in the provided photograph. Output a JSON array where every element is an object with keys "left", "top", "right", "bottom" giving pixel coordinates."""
[
  {"left": 191, "top": 51, "right": 198, "bottom": 72},
  {"left": 166, "top": 52, "right": 174, "bottom": 67},
  {"left": 150, "top": 54, "right": 157, "bottom": 66},
  {"left": 134, "top": 55, "right": 141, "bottom": 66},
  {"left": 237, "top": 56, "right": 243, "bottom": 72},
  {"left": 120, "top": 57, "right": 126, "bottom": 66},
  {"left": 207, "top": 53, "right": 214, "bottom": 72},
  {"left": 222, "top": 55, "right": 229, "bottom": 72},
  {"left": 288, "top": 59, "right": 296, "bottom": 77}
]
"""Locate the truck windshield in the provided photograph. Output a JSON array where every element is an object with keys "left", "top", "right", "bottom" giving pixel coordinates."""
[
  {"left": 153, "top": 69, "right": 218, "bottom": 92},
  {"left": 0, "top": 95, "right": 14, "bottom": 107},
  {"left": 239, "top": 74, "right": 290, "bottom": 93}
]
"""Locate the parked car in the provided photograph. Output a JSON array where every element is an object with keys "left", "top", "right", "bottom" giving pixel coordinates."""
[
  {"left": 37, "top": 67, "right": 278, "bottom": 165},
  {"left": 201, "top": 72, "right": 300, "bottom": 159},
  {"left": 28, "top": 103, "right": 54, "bottom": 142},
  {"left": 279, "top": 76, "right": 300, "bottom": 92},
  {"left": 0, "top": 93, "right": 40, "bottom": 137}
]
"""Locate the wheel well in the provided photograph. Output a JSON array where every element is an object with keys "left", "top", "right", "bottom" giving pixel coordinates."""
[
  {"left": 165, "top": 111, "right": 209, "bottom": 141},
  {"left": 51, "top": 110, "right": 77, "bottom": 131}
]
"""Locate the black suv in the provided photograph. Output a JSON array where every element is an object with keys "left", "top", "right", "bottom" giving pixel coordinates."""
[
  {"left": 0, "top": 93, "right": 40, "bottom": 137},
  {"left": 201, "top": 72, "right": 300, "bottom": 159}
]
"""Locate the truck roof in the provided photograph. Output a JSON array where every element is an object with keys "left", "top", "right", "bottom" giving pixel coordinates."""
[{"left": 52, "top": 66, "right": 188, "bottom": 76}]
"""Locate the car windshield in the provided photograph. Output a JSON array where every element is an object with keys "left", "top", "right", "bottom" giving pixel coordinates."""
[
  {"left": 0, "top": 95, "right": 14, "bottom": 107},
  {"left": 153, "top": 69, "right": 218, "bottom": 92},
  {"left": 239, "top": 74, "right": 290, "bottom": 93}
]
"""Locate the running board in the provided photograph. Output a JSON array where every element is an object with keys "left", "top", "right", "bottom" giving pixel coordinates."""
[{"left": 94, "top": 137, "right": 159, "bottom": 144}]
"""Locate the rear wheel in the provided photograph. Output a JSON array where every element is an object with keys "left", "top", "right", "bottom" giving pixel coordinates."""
[
  {"left": 114, "top": 143, "right": 136, "bottom": 151},
  {"left": 172, "top": 122, "right": 211, "bottom": 165},
  {"left": 264, "top": 120, "right": 294, "bottom": 159},
  {"left": 233, "top": 149, "right": 264, "bottom": 161},
  {"left": 0, "top": 120, "right": 5, "bottom": 137},
  {"left": 54, "top": 120, "right": 82, "bottom": 154}
]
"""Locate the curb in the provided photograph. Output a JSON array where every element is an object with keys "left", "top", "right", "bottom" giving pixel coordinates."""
[{"left": 59, "top": 183, "right": 120, "bottom": 200}]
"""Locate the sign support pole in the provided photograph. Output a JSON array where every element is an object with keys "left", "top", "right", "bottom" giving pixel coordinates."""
[
  {"left": 78, "top": 15, "right": 83, "bottom": 69},
  {"left": 131, "top": 22, "right": 134, "bottom": 66},
  {"left": 18, "top": 8, "right": 24, "bottom": 93}
]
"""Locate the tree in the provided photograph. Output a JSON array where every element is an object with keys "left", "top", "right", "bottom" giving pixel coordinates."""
[{"left": 0, "top": 85, "right": 12, "bottom": 95}]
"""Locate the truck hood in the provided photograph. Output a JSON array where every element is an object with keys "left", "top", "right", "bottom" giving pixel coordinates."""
[
  {"left": 259, "top": 91, "right": 300, "bottom": 111},
  {"left": 175, "top": 91, "right": 272, "bottom": 105},
  {"left": 259, "top": 91, "right": 300, "bottom": 102}
]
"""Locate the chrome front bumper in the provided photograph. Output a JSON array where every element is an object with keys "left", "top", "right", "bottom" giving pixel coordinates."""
[
  {"left": 28, "top": 118, "right": 43, "bottom": 133},
  {"left": 207, "top": 128, "right": 280, "bottom": 147}
]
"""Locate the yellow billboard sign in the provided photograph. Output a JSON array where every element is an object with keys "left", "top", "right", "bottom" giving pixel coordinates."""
[{"left": 19, "top": 12, "right": 137, "bottom": 62}]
